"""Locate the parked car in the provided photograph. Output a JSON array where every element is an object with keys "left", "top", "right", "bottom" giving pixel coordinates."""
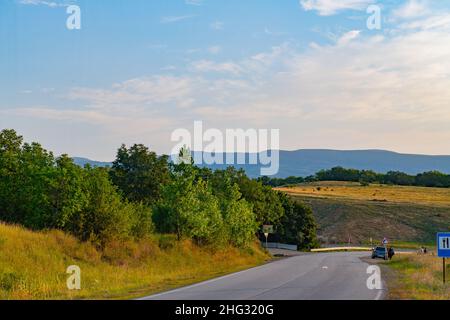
[
  {"left": 371, "top": 246, "right": 395, "bottom": 260},
  {"left": 372, "top": 246, "right": 388, "bottom": 260}
]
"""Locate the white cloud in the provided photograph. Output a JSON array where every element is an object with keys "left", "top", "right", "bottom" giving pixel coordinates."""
[
  {"left": 5, "top": 107, "right": 174, "bottom": 139},
  {"left": 299, "top": 0, "right": 374, "bottom": 16},
  {"left": 67, "top": 76, "right": 196, "bottom": 108},
  {"left": 19, "top": 0, "right": 70, "bottom": 7},
  {"left": 207, "top": 46, "right": 221, "bottom": 54},
  {"left": 399, "top": 13, "right": 450, "bottom": 30},
  {"left": 210, "top": 21, "right": 224, "bottom": 30},
  {"left": 185, "top": 0, "right": 203, "bottom": 5},
  {"left": 190, "top": 60, "right": 243, "bottom": 75},
  {"left": 392, "top": 0, "right": 430, "bottom": 19},
  {"left": 337, "top": 30, "right": 361, "bottom": 45},
  {"left": 264, "top": 27, "right": 287, "bottom": 37},
  {"left": 10, "top": 6, "right": 450, "bottom": 155},
  {"left": 161, "top": 15, "right": 196, "bottom": 23}
]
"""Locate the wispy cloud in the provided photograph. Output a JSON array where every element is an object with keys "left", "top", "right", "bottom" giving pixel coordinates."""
[
  {"left": 67, "top": 76, "right": 196, "bottom": 108},
  {"left": 185, "top": 0, "right": 203, "bottom": 6},
  {"left": 398, "top": 11, "right": 450, "bottom": 30},
  {"left": 392, "top": 0, "right": 430, "bottom": 19},
  {"left": 299, "top": 0, "right": 374, "bottom": 16},
  {"left": 161, "top": 15, "right": 196, "bottom": 24},
  {"left": 190, "top": 60, "right": 243, "bottom": 75},
  {"left": 337, "top": 30, "right": 361, "bottom": 45},
  {"left": 265, "top": 27, "right": 286, "bottom": 36},
  {"left": 210, "top": 21, "right": 224, "bottom": 30},
  {"left": 9, "top": 1, "right": 450, "bottom": 155},
  {"left": 18, "top": 0, "right": 71, "bottom": 7},
  {"left": 207, "top": 46, "right": 221, "bottom": 54}
]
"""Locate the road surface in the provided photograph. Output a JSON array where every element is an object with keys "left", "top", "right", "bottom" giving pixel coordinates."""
[{"left": 140, "top": 252, "right": 386, "bottom": 300}]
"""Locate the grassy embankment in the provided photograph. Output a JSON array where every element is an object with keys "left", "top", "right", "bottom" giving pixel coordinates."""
[
  {"left": 277, "top": 181, "right": 450, "bottom": 244},
  {"left": 380, "top": 253, "right": 449, "bottom": 300},
  {"left": 0, "top": 223, "right": 269, "bottom": 300}
]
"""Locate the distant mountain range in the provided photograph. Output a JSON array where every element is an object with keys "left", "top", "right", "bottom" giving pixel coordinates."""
[
  {"left": 73, "top": 157, "right": 112, "bottom": 168},
  {"left": 73, "top": 149, "right": 450, "bottom": 178}
]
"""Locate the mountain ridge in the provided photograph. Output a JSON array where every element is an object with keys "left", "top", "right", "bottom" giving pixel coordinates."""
[{"left": 73, "top": 149, "right": 450, "bottom": 178}]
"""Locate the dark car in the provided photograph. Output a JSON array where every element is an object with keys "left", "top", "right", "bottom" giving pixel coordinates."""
[{"left": 372, "top": 246, "right": 388, "bottom": 260}]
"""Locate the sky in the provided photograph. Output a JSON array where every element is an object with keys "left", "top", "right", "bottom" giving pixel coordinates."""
[{"left": 1, "top": 0, "right": 450, "bottom": 160}]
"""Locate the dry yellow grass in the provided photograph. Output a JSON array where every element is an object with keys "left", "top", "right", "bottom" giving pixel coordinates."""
[
  {"left": 276, "top": 182, "right": 450, "bottom": 206},
  {"left": 387, "top": 253, "right": 450, "bottom": 300},
  {"left": 0, "top": 223, "right": 269, "bottom": 300}
]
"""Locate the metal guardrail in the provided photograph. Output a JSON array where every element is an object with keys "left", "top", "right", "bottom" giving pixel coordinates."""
[
  {"left": 262, "top": 242, "right": 298, "bottom": 251},
  {"left": 311, "top": 247, "right": 372, "bottom": 252}
]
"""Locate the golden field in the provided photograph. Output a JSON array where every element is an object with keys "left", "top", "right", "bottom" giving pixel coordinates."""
[
  {"left": 277, "top": 182, "right": 450, "bottom": 244},
  {"left": 276, "top": 181, "right": 450, "bottom": 206}
]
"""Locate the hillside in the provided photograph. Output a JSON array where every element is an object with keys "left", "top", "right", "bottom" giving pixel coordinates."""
[
  {"left": 73, "top": 157, "right": 111, "bottom": 168},
  {"left": 277, "top": 182, "right": 450, "bottom": 244},
  {"left": 75, "top": 149, "right": 450, "bottom": 178},
  {"left": 0, "top": 224, "right": 268, "bottom": 300}
]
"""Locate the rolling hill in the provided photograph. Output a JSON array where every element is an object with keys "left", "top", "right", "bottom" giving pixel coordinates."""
[{"left": 278, "top": 182, "right": 450, "bottom": 244}]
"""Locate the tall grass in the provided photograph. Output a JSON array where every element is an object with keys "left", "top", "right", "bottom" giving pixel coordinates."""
[
  {"left": 388, "top": 253, "right": 450, "bottom": 300},
  {"left": 0, "top": 223, "right": 269, "bottom": 300}
]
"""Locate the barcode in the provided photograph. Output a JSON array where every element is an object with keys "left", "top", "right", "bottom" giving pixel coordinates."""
[{"left": 440, "top": 237, "right": 450, "bottom": 249}]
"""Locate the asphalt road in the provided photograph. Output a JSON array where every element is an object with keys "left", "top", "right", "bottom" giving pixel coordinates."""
[{"left": 140, "top": 252, "right": 386, "bottom": 300}]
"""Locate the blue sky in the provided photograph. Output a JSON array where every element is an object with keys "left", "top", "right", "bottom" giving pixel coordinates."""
[{"left": 1, "top": 0, "right": 450, "bottom": 160}]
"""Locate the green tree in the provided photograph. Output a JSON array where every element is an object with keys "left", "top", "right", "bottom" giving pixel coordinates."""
[
  {"left": 153, "top": 164, "right": 224, "bottom": 245},
  {"left": 0, "top": 130, "right": 55, "bottom": 229},
  {"left": 209, "top": 170, "right": 257, "bottom": 247},
  {"left": 69, "top": 167, "right": 132, "bottom": 245},
  {"left": 48, "top": 155, "right": 87, "bottom": 229},
  {"left": 415, "top": 171, "right": 450, "bottom": 188},
  {"left": 222, "top": 168, "right": 284, "bottom": 225},
  {"left": 110, "top": 144, "right": 170, "bottom": 204},
  {"left": 276, "top": 193, "right": 319, "bottom": 250},
  {"left": 0, "top": 129, "right": 23, "bottom": 223}
]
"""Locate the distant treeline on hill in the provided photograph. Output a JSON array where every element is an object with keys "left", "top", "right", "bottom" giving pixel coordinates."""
[{"left": 259, "top": 166, "right": 450, "bottom": 188}]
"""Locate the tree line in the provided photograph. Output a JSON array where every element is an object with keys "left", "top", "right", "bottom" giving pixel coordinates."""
[
  {"left": 259, "top": 166, "right": 450, "bottom": 188},
  {"left": 0, "top": 129, "right": 318, "bottom": 250}
]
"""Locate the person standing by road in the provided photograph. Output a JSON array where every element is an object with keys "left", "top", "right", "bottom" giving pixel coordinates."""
[{"left": 388, "top": 247, "right": 395, "bottom": 260}]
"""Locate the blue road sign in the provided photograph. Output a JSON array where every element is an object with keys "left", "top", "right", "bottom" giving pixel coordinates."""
[{"left": 437, "top": 233, "right": 450, "bottom": 258}]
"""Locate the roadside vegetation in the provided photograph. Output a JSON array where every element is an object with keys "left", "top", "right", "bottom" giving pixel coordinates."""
[
  {"left": 385, "top": 253, "right": 450, "bottom": 300},
  {"left": 0, "top": 129, "right": 318, "bottom": 299},
  {"left": 0, "top": 223, "right": 268, "bottom": 299}
]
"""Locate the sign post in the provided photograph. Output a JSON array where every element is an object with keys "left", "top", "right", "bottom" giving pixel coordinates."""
[
  {"left": 262, "top": 225, "right": 274, "bottom": 249},
  {"left": 437, "top": 233, "right": 450, "bottom": 284},
  {"left": 444, "top": 258, "right": 446, "bottom": 284}
]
